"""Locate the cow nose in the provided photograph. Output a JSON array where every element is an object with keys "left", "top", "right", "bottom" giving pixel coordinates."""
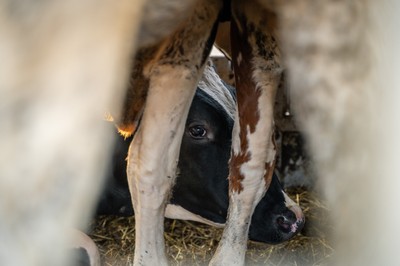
[
  {"left": 279, "top": 192, "right": 306, "bottom": 234},
  {"left": 276, "top": 205, "right": 305, "bottom": 234},
  {"left": 276, "top": 211, "right": 296, "bottom": 233}
]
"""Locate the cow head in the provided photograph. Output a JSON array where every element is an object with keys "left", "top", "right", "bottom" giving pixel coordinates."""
[{"left": 96, "top": 67, "right": 304, "bottom": 244}]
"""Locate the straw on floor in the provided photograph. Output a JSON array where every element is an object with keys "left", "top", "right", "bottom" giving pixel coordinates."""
[{"left": 89, "top": 187, "right": 333, "bottom": 266}]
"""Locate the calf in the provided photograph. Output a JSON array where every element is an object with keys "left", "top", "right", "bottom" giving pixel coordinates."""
[{"left": 97, "top": 72, "right": 304, "bottom": 244}]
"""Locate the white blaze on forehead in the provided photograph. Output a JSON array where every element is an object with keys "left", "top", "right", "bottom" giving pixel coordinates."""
[
  {"left": 283, "top": 191, "right": 304, "bottom": 222},
  {"left": 283, "top": 191, "right": 298, "bottom": 208}
]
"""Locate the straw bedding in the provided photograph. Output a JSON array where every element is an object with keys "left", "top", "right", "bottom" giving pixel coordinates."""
[{"left": 89, "top": 187, "right": 333, "bottom": 265}]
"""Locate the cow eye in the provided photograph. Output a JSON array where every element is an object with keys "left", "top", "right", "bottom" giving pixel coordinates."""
[{"left": 189, "top": 125, "right": 207, "bottom": 139}]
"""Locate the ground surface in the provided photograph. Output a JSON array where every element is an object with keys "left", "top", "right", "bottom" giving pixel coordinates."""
[{"left": 89, "top": 187, "right": 333, "bottom": 266}]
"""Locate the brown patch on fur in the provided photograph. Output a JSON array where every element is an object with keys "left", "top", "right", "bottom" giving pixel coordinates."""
[
  {"left": 228, "top": 3, "right": 281, "bottom": 194},
  {"left": 229, "top": 151, "right": 250, "bottom": 193},
  {"left": 228, "top": 15, "right": 262, "bottom": 193}
]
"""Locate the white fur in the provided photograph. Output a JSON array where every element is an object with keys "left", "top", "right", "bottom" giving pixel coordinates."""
[
  {"left": 198, "top": 61, "right": 236, "bottom": 120},
  {"left": 211, "top": 88, "right": 278, "bottom": 265},
  {"left": 127, "top": 1, "right": 222, "bottom": 265},
  {"left": 211, "top": 2, "right": 282, "bottom": 263},
  {"left": 70, "top": 229, "right": 101, "bottom": 266},
  {"left": 4, "top": 0, "right": 399, "bottom": 265},
  {"left": 165, "top": 204, "right": 225, "bottom": 227},
  {"left": 128, "top": 65, "right": 200, "bottom": 266},
  {"left": 277, "top": 1, "right": 400, "bottom": 265},
  {"left": 0, "top": 1, "right": 144, "bottom": 265}
]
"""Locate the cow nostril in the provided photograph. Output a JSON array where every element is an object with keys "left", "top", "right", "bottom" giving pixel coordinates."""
[{"left": 276, "top": 216, "right": 291, "bottom": 232}]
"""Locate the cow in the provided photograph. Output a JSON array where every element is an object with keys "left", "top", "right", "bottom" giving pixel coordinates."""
[
  {"left": 2, "top": 1, "right": 399, "bottom": 266},
  {"left": 96, "top": 64, "right": 304, "bottom": 244},
  {"left": 118, "top": 1, "right": 285, "bottom": 264}
]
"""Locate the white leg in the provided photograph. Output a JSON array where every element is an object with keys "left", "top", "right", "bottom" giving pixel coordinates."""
[
  {"left": 126, "top": 1, "right": 222, "bottom": 265},
  {"left": 129, "top": 65, "right": 200, "bottom": 266}
]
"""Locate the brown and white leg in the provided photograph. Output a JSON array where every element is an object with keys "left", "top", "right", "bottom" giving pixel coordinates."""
[
  {"left": 126, "top": 1, "right": 222, "bottom": 265},
  {"left": 210, "top": 1, "right": 282, "bottom": 265}
]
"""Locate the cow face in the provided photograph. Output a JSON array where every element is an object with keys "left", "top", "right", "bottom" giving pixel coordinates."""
[
  {"left": 171, "top": 87, "right": 304, "bottom": 243},
  {"left": 96, "top": 84, "right": 304, "bottom": 244},
  {"left": 249, "top": 176, "right": 305, "bottom": 244}
]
